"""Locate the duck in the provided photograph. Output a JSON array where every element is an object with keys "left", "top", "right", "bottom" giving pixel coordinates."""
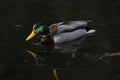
[{"left": 26, "top": 20, "right": 96, "bottom": 44}]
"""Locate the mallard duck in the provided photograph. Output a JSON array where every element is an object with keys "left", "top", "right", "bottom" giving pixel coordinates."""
[{"left": 26, "top": 20, "right": 96, "bottom": 44}]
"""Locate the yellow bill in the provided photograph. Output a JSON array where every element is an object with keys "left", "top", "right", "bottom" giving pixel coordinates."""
[{"left": 26, "top": 30, "right": 37, "bottom": 41}]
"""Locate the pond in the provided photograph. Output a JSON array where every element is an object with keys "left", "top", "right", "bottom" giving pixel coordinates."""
[{"left": 0, "top": 0, "right": 120, "bottom": 80}]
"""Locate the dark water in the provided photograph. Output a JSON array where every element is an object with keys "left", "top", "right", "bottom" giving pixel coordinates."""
[{"left": 0, "top": 0, "right": 120, "bottom": 80}]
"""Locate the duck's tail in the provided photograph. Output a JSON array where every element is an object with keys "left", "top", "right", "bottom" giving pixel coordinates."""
[
  {"left": 86, "top": 29, "right": 96, "bottom": 34},
  {"left": 85, "top": 20, "right": 96, "bottom": 34}
]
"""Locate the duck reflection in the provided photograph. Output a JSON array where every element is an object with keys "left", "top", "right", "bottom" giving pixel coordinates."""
[
  {"left": 26, "top": 48, "right": 76, "bottom": 68},
  {"left": 26, "top": 50, "right": 46, "bottom": 63}
]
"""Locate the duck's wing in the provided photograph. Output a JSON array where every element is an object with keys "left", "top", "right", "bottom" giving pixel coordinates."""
[
  {"left": 49, "top": 20, "right": 92, "bottom": 34},
  {"left": 60, "top": 20, "right": 91, "bottom": 27},
  {"left": 48, "top": 22, "right": 63, "bottom": 34}
]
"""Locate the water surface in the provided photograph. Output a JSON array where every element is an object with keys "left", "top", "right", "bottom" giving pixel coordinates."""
[{"left": 0, "top": 0, "right": 120, "bottom": 80}]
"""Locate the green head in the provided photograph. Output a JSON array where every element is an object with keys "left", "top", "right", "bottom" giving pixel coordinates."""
[{"left": 26, "top": 24, "right": 49, "bottom": 41}]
